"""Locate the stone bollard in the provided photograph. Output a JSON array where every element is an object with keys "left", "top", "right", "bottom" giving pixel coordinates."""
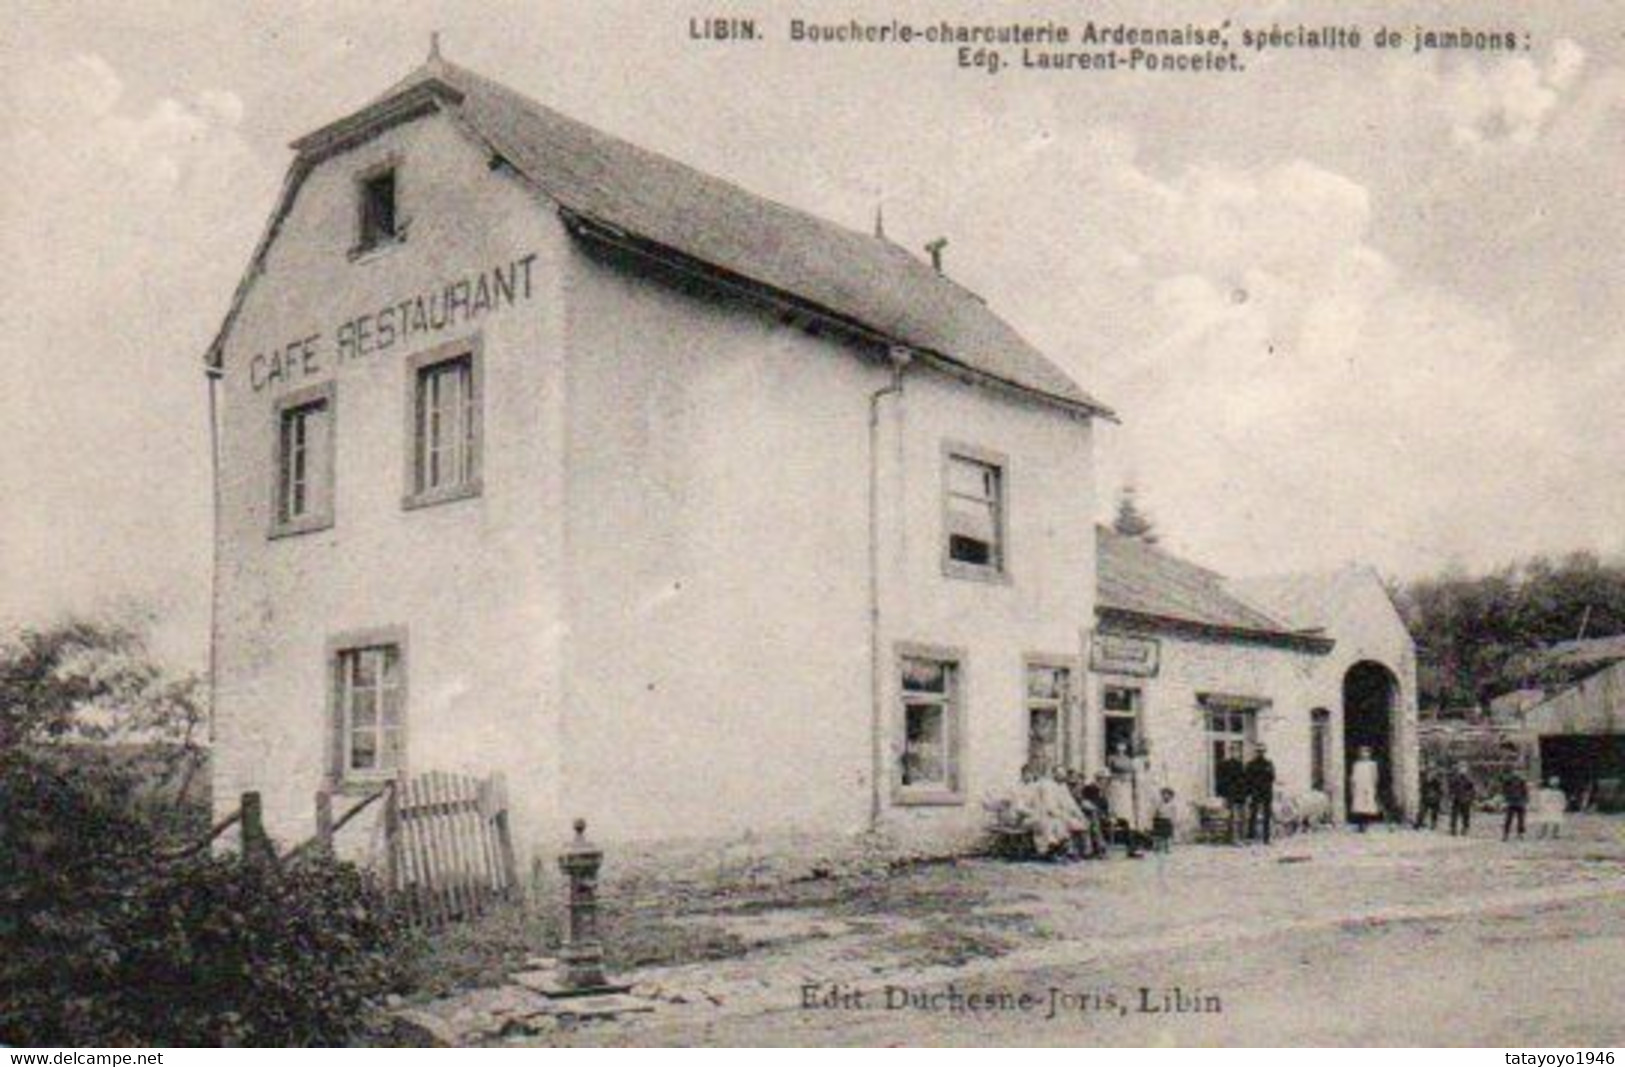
[{"left": 556, "top": 818, "right": 611, "bottom": 993}]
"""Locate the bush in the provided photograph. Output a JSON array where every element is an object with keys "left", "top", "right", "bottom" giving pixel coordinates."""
[
  {"left": 107, "top": 854, "right": 405, "bottom": 1045},
  {"left": 1, "top": 749, "right": 404, "bottom": 1046}
]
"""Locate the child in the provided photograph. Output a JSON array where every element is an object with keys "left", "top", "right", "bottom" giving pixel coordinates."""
[
  {"left": 1152, "top": 787, "right": 1178, "bottom": 853},
  {"left": 1532, "top": 777, "right": 1568, "bottom": 840}
]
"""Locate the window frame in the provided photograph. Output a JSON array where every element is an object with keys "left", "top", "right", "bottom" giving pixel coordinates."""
[
  {"left": 1023, "top": 654, "right": 1078, "bottom": 773},
  {"left": 1310, "top": 707, "right": 1332, "bottom": 793},
  {"left": 1200, "top": 694, "right": 1266, "bottom": 796},
  {"left": 353, "top": 161, "right": 406, "bottom": 258},
  {"left": 1101, "top": 682, "right": 1144, "bottom": 758},
  {"left": 893, "top": 641, "right": 968, "bottom": 806},
  {"left": 402, "top": 336, "right": 484, "bottom": 511},
  {"left": 940, "top": 441, "right": 1010, "bottom": 583},
  {"left": 268, "top": 380, "right": 336, "bottom": 539},
  {"left": 327, "top": 627, "right": 408, "bottom": 790}
]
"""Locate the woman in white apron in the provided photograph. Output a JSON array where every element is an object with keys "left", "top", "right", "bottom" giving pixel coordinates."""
[
  {"left": 1106, "top": 739, "right": 1141, "bottom": 856},
  {"left": 1349, "top": 746, "right": 1381, "bottom": 832}
]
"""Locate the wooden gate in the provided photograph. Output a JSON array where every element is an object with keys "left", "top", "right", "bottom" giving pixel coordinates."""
[{"left": 384, "top": 770, "right": 519, "bottom": 926}]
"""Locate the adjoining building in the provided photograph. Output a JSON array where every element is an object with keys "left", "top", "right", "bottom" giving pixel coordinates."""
[
  {"left": 1086, "top": 531, "right": 1420, "bottom": 823},
  {"left": 205, "top": 51, "right": 1113, "bottom": 863},
  {"left": 1521, "top": 651, "right": 1625, "bottom": 811},
  {"left": 1228, "top": 567, "right": 1422, "bottom": 819}
]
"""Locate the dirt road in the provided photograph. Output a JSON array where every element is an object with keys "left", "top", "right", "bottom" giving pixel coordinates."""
[{"left": 537, "top": 817, "right": 1625, "bottom": 1046}]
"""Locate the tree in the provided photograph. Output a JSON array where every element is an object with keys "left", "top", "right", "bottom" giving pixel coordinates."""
[
  {"left": 1112, "top": 484, "right": 1159, "bottom": 544},
  {"left": 1397, "top": 551, "right": 1625, "bottom": 710},
  {"left": 0, "top": 615, "right": 206, "bottom": 802}
]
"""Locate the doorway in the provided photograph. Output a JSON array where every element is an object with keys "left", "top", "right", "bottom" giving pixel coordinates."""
[{"left": 1344, "top": 661, "right": 1399, "bottom": 818}]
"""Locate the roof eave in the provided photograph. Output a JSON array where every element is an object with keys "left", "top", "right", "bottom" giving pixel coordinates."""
[
  {"left": 1097, "top": 605, "right": 1336, "bottom": 654},
  {"left": 560, "top": 207, "right": 1115, "bottom": 422},
  {"left": 289, "top": 79, "right": 465, "bottom": 162}
]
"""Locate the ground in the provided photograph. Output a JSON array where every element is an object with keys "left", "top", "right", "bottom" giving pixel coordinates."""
[{"left": 511, "top": 815, "right": 1625, "bottom": 1046}]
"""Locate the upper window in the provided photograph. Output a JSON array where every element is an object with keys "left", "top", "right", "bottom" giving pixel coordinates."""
[
  {"left": 271, "top": 383, "right": 334, "bottom": 538},
  {"left": 334, "top": 641, "right": 404, "bottom": 781},
  {"left": 405, "top": 342, "right": 481, "bottom": 508},
  {"left": 943, "top": 449, "right": 1006, "bottom": 578},
  {"left": 897, "top": 650, "right": 963, "bottom": 802},
  {"left": 357, "top": 168, "right": 399, "bottom": 252},
  {"left": 1025, "top": 662, "right": 1072, "bottom": 773}
]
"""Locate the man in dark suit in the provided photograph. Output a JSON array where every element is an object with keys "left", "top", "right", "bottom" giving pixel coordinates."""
[
  {"left": 1448, "top": 763, "right": 1477, "bottom": 836},
  {"left": 1245, "top": 745, "right": 1277, "bottom": 845}
]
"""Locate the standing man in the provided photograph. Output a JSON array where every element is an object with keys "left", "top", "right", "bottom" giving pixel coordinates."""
[
  {"left": 1217, "top": 750, "right": 1248, "bottom": 844},
  {"left": 1448, "top": 762, "right": 1477, "bottom": 836},
  {"left": 1501, "top": 766, "right": 1530, "bottom": 841},
  {"left": 1350, "top": 746, "right": 1381, "bottom": 832},
  {"left": 1245, "top": 744, "right": 1277, "bottom": 845},
  {"left": 1415, "top": 764, "right": 1444, "bottom": 831}
]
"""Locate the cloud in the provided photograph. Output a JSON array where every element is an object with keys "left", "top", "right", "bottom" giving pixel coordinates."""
[
  {"left": 1394, "top": 39, "right": 1591, "bottom": 149},
  {"left": 945, "top": 129, "right": 1606, "bottom": 578},
  {"left": 0, "top": 53, "right": 275, "bottom": 666}
]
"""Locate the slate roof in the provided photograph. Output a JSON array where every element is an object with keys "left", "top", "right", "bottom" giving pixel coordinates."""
[
  {"left": 1096, "top": 527, "right": 1326, "bottom": 649},
  {"left": 213, "top": 56, "right": 1111, "bottom": 419},
  {"left": 1224, "top": 571, "right": 1351, "bottom": 632},
  {"left": 1543, "top": 634, "right": 1625, "bottom": 672}
]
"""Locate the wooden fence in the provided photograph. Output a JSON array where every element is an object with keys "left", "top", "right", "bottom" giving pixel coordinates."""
[
  {"left": 156, "top": 773, "right": 520, "bottom": 929},
  {"left": 382, "top": 770, "right": 520, "bottom": 927}
]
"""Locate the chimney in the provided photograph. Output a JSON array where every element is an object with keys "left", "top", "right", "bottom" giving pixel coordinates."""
[{"left": 924, "top": 237, "right": 948, "bottom": 273}]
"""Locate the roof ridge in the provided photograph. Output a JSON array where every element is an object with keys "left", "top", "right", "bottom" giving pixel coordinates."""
[
  {"left": 435, "top": 60, "right": 1112, "bottom": 417},
  {"left": 213, "top": 56, "right": 1115, "bottom": 423}
]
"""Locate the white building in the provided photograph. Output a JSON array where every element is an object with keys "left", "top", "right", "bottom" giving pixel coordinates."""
[
  {"left": 206, "top": 52, "right": 1111, "bottom": 864},
  {"left": 1088, "top": 530, "right": 1420, "bottom": 823}
]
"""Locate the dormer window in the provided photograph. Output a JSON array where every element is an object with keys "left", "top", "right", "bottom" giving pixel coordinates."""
[{"left": 357, "top": 166, "right": 399, "bottom": 252}]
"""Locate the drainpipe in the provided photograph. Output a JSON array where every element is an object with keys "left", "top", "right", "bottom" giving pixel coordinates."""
[
  {"left": 205, "top": 361, "right": 223, "bottom": 746},
  {"left": 868, "top": 346, "right": 912, "bottom": 830}
]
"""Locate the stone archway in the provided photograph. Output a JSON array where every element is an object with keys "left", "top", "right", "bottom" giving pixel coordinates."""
[{"left": 1344, "top": 660, "right": 1400, "bottom": 819}]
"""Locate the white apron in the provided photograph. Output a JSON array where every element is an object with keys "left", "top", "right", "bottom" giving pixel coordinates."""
[{"left": 1350, "top": 759, "right": 1380, "bottom": 816}]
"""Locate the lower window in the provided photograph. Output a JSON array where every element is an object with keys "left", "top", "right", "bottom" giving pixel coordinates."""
[
  {"left": 898, "top": 651, "right": 962, "bottom": 800},
  {"left": 335, "top": 642, "right": 404, "bottom": 781},
  {"left": 1102, "top": 683, "right": 1142, "bottom": 758},
  {"left": 1204, "top": 700, "right": 1259, "bottom": 795},
  {"left": 1310, "top": 708, "right": 1331, "bottom": 792},
  {"left": 1025, "top": 662, "right": 1071, "bottom": 772}
]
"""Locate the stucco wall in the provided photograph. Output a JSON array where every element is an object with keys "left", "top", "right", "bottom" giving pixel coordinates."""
[
  {"left": 1309, "top": 571, "right": 1421, "bottom": 818},
  {"left": 1089, "top": 630, "right": 1331, "bottom": 834},
  {"left": 212, "top": 113, "right": 569, "bottom": 861},
  {"left": 561, "top": 245, "right": 1096, "bottom": 848},
  {"left": 882, "top": 371, "right": 1096, "bottom": 847},
  {"left": 214, "top": 109, "right": 1100, "bottom": 862}
]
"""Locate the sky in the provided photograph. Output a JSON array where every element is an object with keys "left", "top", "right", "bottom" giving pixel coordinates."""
[{"left": 2, "top": 0, "right": 1621, "bottom": 668}]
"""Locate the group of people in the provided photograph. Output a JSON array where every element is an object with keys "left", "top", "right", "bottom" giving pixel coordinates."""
[
  {"left": 1215, "top": 745, "right": 1278, "bottom": 844},
  {"left": 1416, "top": 762, "right": 1569, "bottom": 841},
  {"left": 998, "top": 739, "right": 1573, "bottom": 863},
  {"left": 1001, "top": 739, "right": 1178, "bottom": 862}
]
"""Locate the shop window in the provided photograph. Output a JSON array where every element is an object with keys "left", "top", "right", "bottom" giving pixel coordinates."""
[
  {"left": 270, "top": 383, "right": 334, "bottom": 537},
  {"left": 1102, "top": 684, "right": 1142, "bottom": 758},
  {"left": 898, "top": 650, "right": 963, "bottom": 801},
  {"left": 1204, "top": 700, "right": 1260, "bottom": 795},
  {"left": 943, "top": 448, "right": 1005, "bottom": 578},
  {"left": 1026, "top": 662, "right": 1071, "bottom": 772},
  {"left": 1310, "top": 708, "right": 1332, "bottom": 792}
]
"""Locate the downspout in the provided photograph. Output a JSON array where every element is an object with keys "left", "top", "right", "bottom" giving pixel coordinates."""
[
  {"left": 868, "top": 346, "right": 912, "bottom": 830},
  {"left": 205, "top": 361, "right": 223, "bottom": 746}
]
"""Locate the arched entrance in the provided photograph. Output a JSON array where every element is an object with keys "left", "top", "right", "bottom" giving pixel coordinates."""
[{"left": 1344, "top": 661, "right": 1399, "bottom": 819}]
